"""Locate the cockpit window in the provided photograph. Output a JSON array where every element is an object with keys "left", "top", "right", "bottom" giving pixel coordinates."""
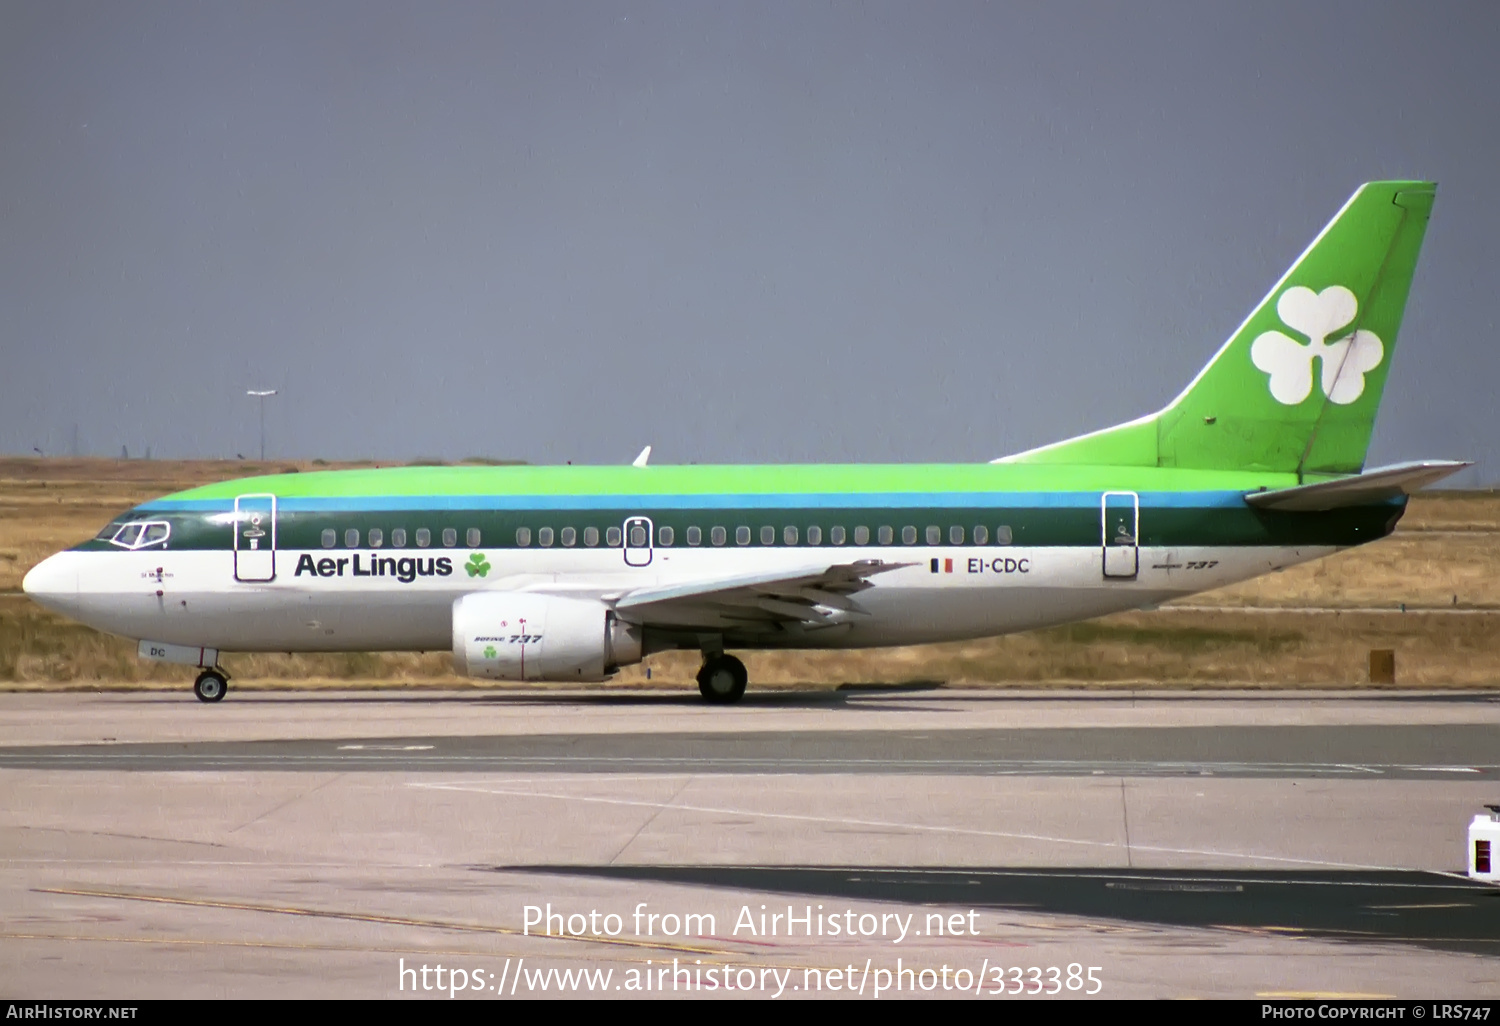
[{"left": 106, "top": 520, "right": 171, "bottom": 550}]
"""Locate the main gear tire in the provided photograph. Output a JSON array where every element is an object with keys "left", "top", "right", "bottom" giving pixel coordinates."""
[{"left": 696, "top": 654, "right": 748, "bottom": 705}]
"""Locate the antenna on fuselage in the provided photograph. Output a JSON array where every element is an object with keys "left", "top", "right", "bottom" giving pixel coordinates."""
[{"left": 632, "top": 445, "right": 652, "bottom": 468}]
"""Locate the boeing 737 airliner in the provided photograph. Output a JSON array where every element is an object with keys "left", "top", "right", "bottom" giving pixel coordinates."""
[{"left": 23, "top": 181, "right": 1465, "bottom": 703}]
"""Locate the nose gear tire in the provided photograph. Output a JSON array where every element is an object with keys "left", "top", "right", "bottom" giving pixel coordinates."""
[{"left": 193, "top": 670, "right": 228, "bottom": 703}]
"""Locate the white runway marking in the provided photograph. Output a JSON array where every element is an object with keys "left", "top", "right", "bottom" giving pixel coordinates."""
[
  {"left": 3, "top": 752, "right": 1489, "bottom": 777},
  {"left": 408, "top": 780, "right": 1403, "bottom": 871},
  {"left": 335, "top": 744, "right": 434, "bottom": 751}
]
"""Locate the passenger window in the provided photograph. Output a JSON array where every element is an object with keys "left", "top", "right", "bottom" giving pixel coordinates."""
[
  {"left": 538, "top": 527, "right": 554, "bottom": 547},
  {"left": 141, "top": 522, "right": 169, "bottom": 546},
  {"left": 346, "top": 528, "right": 360, "bottom": 548},
  {"left": 736, "top": 526, "right": 751, "bottom": 546},
  {"left": 806, "top": 525, "right": 821, "bottom": 546},
  {"left": 369, "top": 528, "right": 384, "bottom": 548},
  {"left": 659, "top": 525, "right": 674, "bottom": 546},
  {"left": 711, "top": 526, "right": 727, "bottom": 546},
  {"left": 442, "top": 528, "right": 457, "bottom": 547},
  {"left": 516, "top": 527, "right": 532, "bottom": 547},
  {"left": 416, "top": 528, "right": 431, "bottom": 548},
  {"left": 467, "top": 528, "right": 481, "bottom": 547},
  {"left": 606, "top": 526, "right": 622, "bottom": 547},
  {"left": 854, "top": 526, "right": 870, "bottom": 545},
  {"left": 902, "top": 526, "right": 917, "bottom": 545},
  {"left": 584, "top": 526, "right": 599, "bottom": 547},
  {"left": 391, "top": 528, "right": 407, "bottom": 548},
  {"left": 830, "top": 525, "right": 846, "bottom": 545},
  {"left": 629, "top": 524, "right": 647, "bottom": 547},
  {"left": 878, "top": 526, "right": 893, "bottom": 545},
  {"left": 687, "top": 526, "right": 702, "bottom": 546},
  {"left": 783, "top": 525, "right": 798, "bottom": 545},
  {"left": 925, "top": 525, "right": 941, "bottom": 545},
  {"left": 760, "top": 525, "right": 775, "bottom": 545},
  {"left": 973, "top": 525, "right": 988, "bottom": 545},
  {"left": 995, "top": 525, "right": 1013, "bottom": 545},
  {"left": 949, "top": 525, "right": 964, "bottom": 545},
  {"left": 561, "top": 527, "right": 576, "bottom": 547},
  {"left": 321, "top": 528, "right": 337, "bottom": 549}
]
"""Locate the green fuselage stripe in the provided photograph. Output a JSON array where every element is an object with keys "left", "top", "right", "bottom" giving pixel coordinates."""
[{"left": 151, "top": 462, "right": 1318, "bottom": 503}]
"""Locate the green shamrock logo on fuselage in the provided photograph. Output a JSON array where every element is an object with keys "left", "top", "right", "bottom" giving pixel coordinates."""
[
  {"left": 483, "top": 645, "right": 497, "bottom": 659},
  {"left": 465, "top": 552, "right": 491, "bottom": 578}
]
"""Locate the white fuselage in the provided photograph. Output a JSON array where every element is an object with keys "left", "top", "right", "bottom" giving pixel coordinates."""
[{"left": 24, "top": 542, "right": 1330, "bottom": 653}]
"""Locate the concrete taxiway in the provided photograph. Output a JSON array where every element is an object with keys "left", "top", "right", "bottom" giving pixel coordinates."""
[{"left": 1, "top": 688, "right": 1496, "bottom": 999}]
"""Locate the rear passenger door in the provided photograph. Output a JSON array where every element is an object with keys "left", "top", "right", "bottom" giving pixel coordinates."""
[{"left": 1101, "top": 491, "right": 1138, "bottom": 579}]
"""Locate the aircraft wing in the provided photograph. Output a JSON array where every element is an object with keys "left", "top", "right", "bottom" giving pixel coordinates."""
[
  {"left": 1244, "top": 460, "right": 1471, "bottom": 512},
  {"left": 613, "top": 559, "right": 914, "bottom": 629}
]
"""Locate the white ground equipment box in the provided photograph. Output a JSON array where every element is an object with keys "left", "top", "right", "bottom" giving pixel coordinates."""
[{"left": 1469, "top": 805, "right": 1500, "bottom": 883}]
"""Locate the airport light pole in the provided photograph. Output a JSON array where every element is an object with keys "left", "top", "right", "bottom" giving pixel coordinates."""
[{"left": 246, "top": 390, "right": 277, "bottom": 461}]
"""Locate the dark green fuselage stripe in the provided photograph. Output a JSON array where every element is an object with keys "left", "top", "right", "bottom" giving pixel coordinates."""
[{"left": 76, "top": 502, "right": 1403, "bottom": 552}]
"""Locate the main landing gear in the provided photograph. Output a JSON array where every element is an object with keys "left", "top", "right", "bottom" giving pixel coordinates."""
[
  {"left": 697, "top": 653, "right": 748, "bottom": 705},
  {"left": 193, "top": 668, "right": 229, "bottom": 703}
]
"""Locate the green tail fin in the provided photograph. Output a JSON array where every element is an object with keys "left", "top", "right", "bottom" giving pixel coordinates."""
[{"left": 1004, "top": 181, "right": 1435, "bottom": 476}]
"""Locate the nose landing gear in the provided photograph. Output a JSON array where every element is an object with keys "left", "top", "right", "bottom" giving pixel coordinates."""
[
  {"left": 193, "top": 669, "right": 229, "bottom": 703},
  {"left": 696, "top": 653, "right": 748, "bottom": 704}
]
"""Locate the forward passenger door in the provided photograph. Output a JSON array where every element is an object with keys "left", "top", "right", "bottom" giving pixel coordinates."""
[{"left": 233, "top": 493, "right": 277, "bottom": 582}]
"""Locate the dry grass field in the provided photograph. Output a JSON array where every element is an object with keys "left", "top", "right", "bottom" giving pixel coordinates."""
[{"left": 1, "top": 457, "right": 1496, "bottom": 690}]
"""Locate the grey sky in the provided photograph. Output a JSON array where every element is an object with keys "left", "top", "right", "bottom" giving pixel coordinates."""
[{"left": 2, "top": 2, "right": 1497, "bottom": 474}]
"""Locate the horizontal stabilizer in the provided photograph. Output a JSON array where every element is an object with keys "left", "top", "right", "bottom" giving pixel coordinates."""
[{"left": 1244, "top": 460, "right": 1471, "bottom": 512}]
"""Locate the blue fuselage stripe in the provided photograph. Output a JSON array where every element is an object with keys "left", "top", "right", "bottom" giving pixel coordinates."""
[{"left": 140, "top": 491, "right": 1253, "bottom": 513}]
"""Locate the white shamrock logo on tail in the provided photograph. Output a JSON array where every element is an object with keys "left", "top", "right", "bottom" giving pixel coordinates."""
[{"left": 1250, "top": 285, "right": 1383, "bottom": 405}]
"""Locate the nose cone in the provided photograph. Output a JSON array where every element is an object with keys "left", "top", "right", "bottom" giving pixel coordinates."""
[{"left": 22, "top": 553, "right": 77, "bottom": 610}]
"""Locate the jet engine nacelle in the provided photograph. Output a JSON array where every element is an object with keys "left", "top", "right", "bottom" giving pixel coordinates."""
[{"left": 451, "top": 592, "right": 643, "bottom": 682}]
